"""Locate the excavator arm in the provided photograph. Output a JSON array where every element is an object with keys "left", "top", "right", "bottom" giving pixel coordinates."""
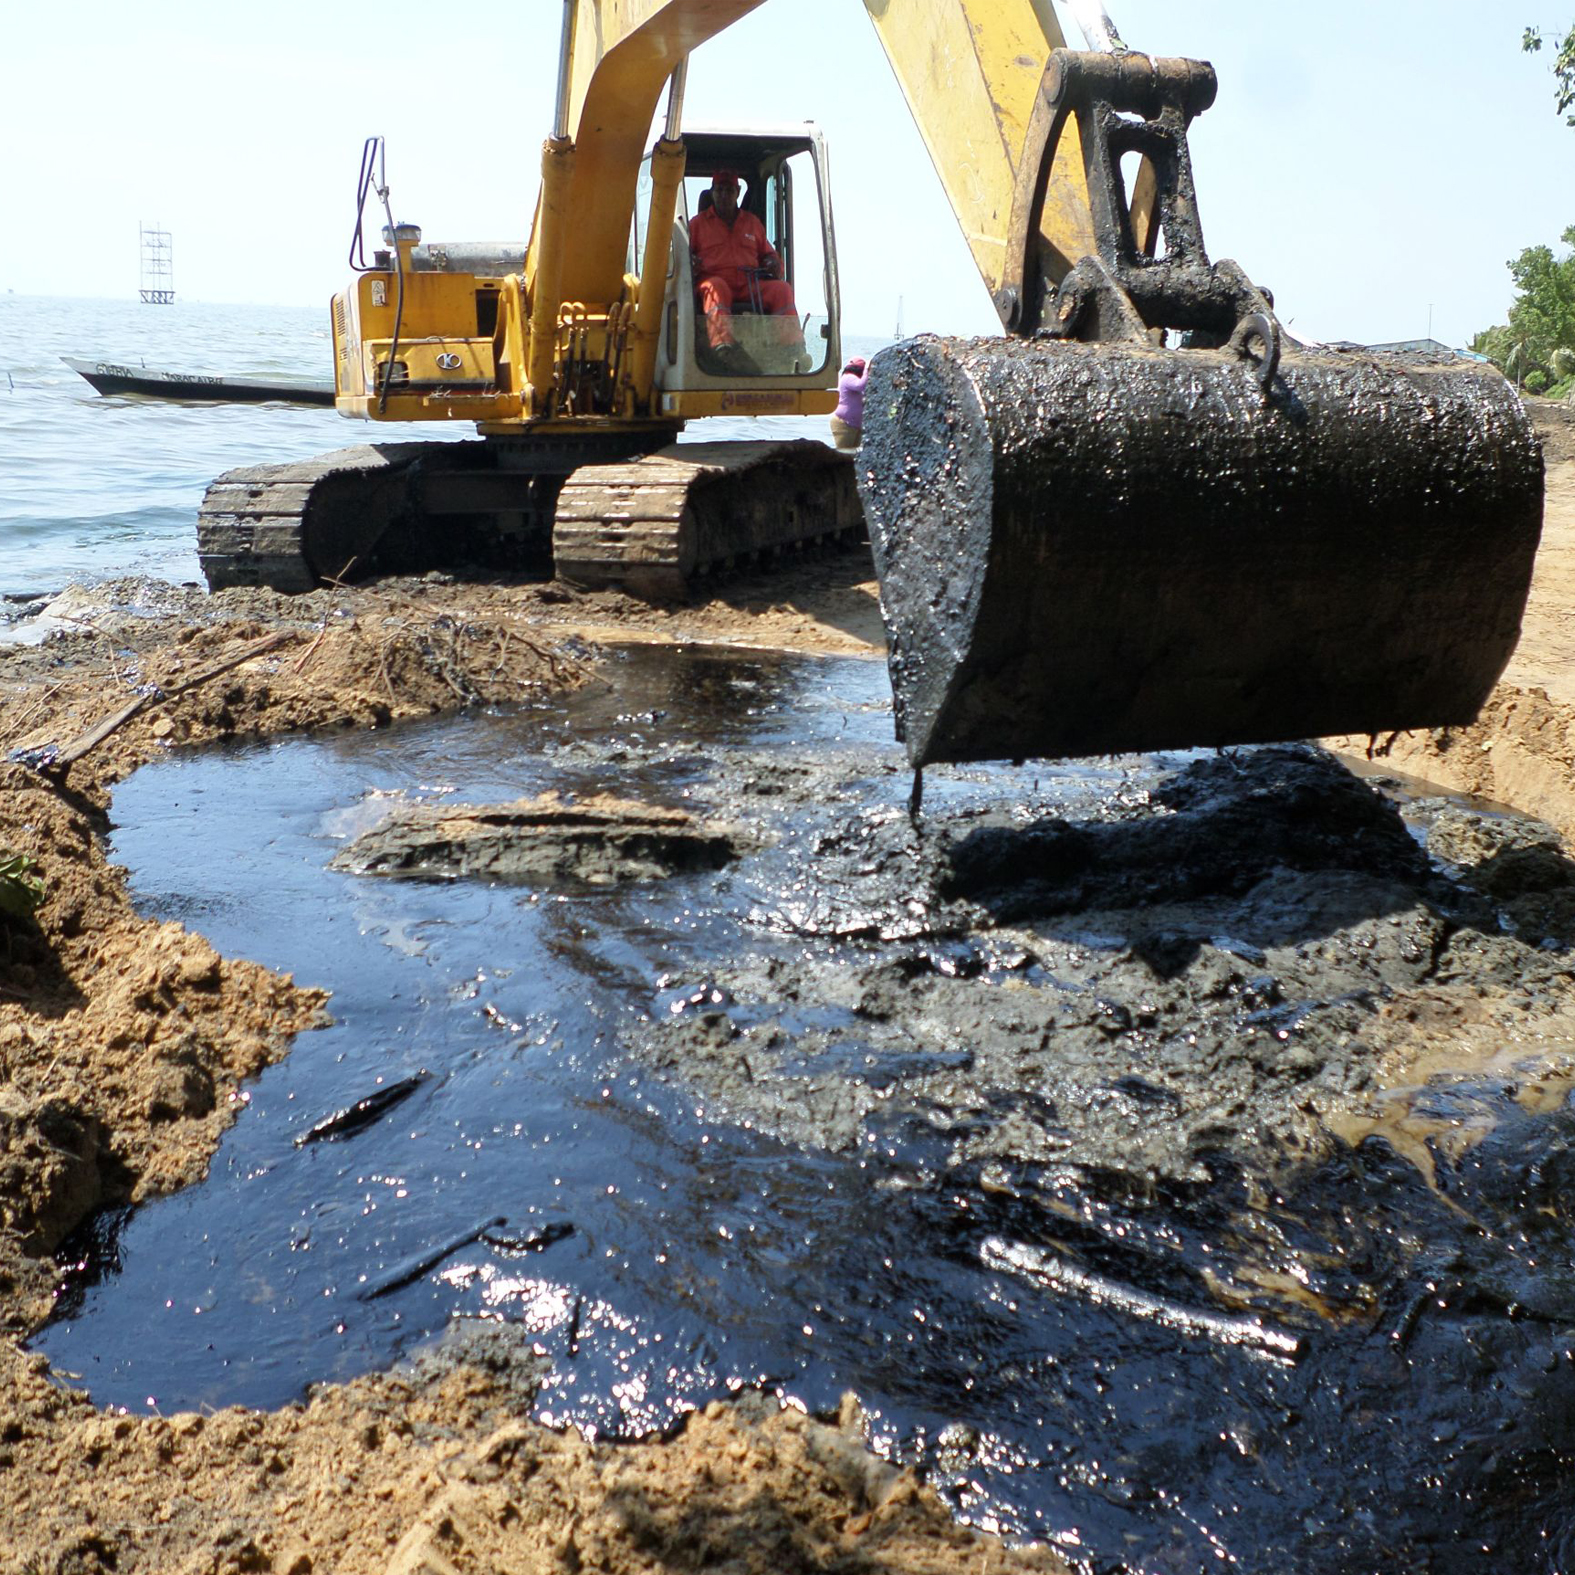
[
  {"left": 550, "top": 0, "right": 1095, "bottom": 317},
  {"left": 530, "top": 0, "right": 1112, "bottom": 420}
]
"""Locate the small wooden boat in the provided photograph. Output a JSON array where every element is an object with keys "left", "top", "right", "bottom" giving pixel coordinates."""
[{"left": 62, "top": 356, "right": 336, "bottom": 406}]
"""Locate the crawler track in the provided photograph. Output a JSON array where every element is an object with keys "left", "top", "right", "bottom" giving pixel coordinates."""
[
  {"left": 198, "top": 437, "right": 862, "bottom": 600},
  {"left": 553, "top": 440, "right": 861, "bottom": 598},
  {"left": 197, "top": 444, "right": 431, "bottom": 593}
]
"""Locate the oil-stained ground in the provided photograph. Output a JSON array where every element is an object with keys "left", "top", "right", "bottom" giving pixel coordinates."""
[{"left": 0, "top": 402, "right": 1572, "bottom": 1573}]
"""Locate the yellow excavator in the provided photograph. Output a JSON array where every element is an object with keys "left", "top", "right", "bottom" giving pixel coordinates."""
[{"left": 196, "top": 0, "right": 1543, "bottom": 766}]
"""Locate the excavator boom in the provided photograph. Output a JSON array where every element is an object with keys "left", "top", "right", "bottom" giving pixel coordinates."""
[{"left": 550, "top": 0, "right": 1096, "bottom": 341}]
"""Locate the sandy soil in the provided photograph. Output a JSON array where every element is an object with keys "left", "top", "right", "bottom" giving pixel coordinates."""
[
  {"left": 0, "top": 400, "right": 1570, "bottom": 1574},
  {"left": 1327, "top": 401, "right": 1575, "bottom": 830}
]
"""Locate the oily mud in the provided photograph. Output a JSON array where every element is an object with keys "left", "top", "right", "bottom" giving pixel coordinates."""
[
  {"left": 330, "top": 792, "right": 744, "bottom": 886},
  {"left": 642, "top": 743, "right": 1533, "bottom": 1178},
  {"left": 33, "top": 640, "right": 1575, "bottom": 1572},
  {"left": 1, "top": 559, "right": 1060, "bottom": 1575}
]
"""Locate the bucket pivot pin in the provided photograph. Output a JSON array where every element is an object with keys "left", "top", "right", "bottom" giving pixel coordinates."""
[{"left": 1003, "top": 49, "right": 1281, "bottom": 388}]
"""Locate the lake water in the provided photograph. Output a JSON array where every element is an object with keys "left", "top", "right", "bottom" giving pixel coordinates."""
[{"left": 0, "top": 293, "right": 888, "bottom": 599}]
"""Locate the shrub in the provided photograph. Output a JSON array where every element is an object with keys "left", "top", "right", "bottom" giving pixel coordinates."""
[{"left": 0, "top": 851, "right": 44, "bottom": 923}]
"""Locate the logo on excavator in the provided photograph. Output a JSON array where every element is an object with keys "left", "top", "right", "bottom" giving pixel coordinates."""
[{"left": 436, "top": 353, "right": 462, "bottom": 370}]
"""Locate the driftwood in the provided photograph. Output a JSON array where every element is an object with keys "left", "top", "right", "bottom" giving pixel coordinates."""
[
  {"left": 355, "top": 1216, "right": 574, "bottom": 1301},
  {"left": 356, "top": 1214, "right": 508, "bottom": 1302},
  {"left": 980, "top": 1237, "right": 1301, "bottom": 1360},
  {"left": 52, "top": 630, "right": 294, "bottom": 768},
  {"left": 293, "top": 1072, "right": 427, "bottom": 1147},
  {"left": 482, "top": 1219, "right": 574, "bottom": 1255}
]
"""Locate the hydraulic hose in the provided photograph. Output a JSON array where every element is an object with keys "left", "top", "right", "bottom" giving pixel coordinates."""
[{"left": 1066, "top": 0, "right": 1127, "bottom": 53}]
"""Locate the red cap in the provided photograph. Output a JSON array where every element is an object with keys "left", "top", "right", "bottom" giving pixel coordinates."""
[{"left": 711, "top": 169, "right": 740, "bottom": 189}]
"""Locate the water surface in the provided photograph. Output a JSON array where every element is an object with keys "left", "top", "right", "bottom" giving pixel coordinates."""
[{"left": 1, "top": 294, "right": 888, "bottom": 598}]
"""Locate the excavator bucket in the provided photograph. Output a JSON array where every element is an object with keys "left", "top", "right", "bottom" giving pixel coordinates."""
[
  {"left": 858, "top": 335, "right": 1544, "bottom": 767},
  {"left": 856, "top": 45, "right": 1543, "bottom": 768}
]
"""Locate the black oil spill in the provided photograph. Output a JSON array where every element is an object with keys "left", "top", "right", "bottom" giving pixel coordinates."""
[{"left": 34, "top": 643, "right": 1575, "bottom": 1572}]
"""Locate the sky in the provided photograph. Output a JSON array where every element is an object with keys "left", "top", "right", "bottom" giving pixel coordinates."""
[{"left": 2, "top": 1, "right": 1572, "bottom": 348}]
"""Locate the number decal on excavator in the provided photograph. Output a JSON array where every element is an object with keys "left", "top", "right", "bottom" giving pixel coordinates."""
[{"left": 720, "top": 391, "right": 796, "bottom": 413}]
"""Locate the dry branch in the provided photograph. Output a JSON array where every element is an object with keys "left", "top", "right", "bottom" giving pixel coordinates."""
[{"left": 53, "top": 630, "right": 295, "bottom": 767}]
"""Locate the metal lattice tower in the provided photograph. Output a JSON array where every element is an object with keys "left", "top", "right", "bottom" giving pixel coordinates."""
[{"left": 139, "top": 222, "right": 175, "bottom": 305}]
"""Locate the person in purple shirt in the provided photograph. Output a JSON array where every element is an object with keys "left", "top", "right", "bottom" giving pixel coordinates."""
[{"left": 830, "top": 355, "right": 869, "bottom": 450}]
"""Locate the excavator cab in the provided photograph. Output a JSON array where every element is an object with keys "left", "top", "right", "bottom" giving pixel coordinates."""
[{"left": 638, "top": 129, "right": 841, "bottom": 418}]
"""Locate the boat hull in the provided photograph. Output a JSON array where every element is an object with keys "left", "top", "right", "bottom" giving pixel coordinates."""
[{"left": 62, "top": 357, "right": 335, "bottom": 407}]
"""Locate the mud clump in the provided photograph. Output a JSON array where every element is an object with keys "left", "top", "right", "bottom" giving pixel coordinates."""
[
  {"left": 332, "top": 791, "right": 746, "bottom": 886},
  {"left": 636, "top": 746, "right": 1564, "bottom": 1186},
  {"left": 941, "top": 745, "right": 1431, "bottom": 915},
  {"left": 1423, "top": 796, "right": 1575, "bottom": 941}
]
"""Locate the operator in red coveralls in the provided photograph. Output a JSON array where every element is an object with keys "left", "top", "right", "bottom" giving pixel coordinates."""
[{"left": 689, "top": 169, "right": 801, "bottom": 373}]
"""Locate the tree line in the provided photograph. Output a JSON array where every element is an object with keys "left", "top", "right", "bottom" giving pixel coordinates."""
[
  {"left": 1470, "top": 24, "right": 1575, "bottom": 396},
  {"left": 1471, "top": 228, "right": 1575, "bottom": 398}
]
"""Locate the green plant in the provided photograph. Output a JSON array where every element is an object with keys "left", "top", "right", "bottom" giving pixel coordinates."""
[
  {"left": 1474, "top": 322, "right": 1545, "bottom": 387},
  {"left": 0, "top": 850, "right": 44, "bottom": 923},
  {"left": 1525, "top": 24, "right": 1575, "bottom": 125},
  {"left": 1473, "top": 224, "right": 1575, "bottom": 385}
]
